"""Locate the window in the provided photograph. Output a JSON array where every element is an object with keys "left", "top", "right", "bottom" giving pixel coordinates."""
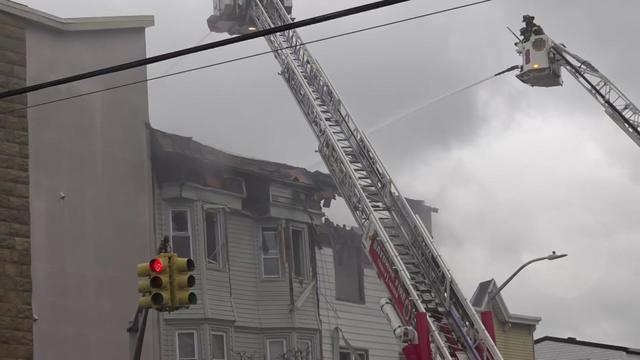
[
  {"left": 291, "top": 227, "right": 307, "bottom": 279},
  {"left": 205, "top": 210, "right": 222, "bottom": 265},
  {"left": 296, "top": 339, "right": 313, "bottom": 360},
  {"left": 210, "top": 332, "right": 226, "bottom": 360},
  {"left": 177, "top": 330, "right": 198, "bottom": 360},
  {"left": 334, "top": 240, "right": 365, "bottom": 304},
  {"left": 171, "top": 209, "right": 192, "bottom": 258},
  {"left": 267, "top": 339, "right": 287, "bottom": 360},
  {"left": 261, "top": 227, "right": 280, "bottom": 278},
  {"left": 339, "top": 348, "right": 367, "bottom": 360}
]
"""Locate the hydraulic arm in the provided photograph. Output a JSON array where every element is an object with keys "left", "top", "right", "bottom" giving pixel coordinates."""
[{"left": 515, "top": 15, "right": 640, "bottom": 147}]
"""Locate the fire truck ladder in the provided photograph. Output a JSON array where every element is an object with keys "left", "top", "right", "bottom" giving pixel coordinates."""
[
  {"left": 550, "top": 44, "right": 640, "bottom": 148},
  {"left": 249, "top": 1, "right": 502, "bottom": 359}
]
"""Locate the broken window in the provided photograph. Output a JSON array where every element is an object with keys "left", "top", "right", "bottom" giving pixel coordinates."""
[
  {"left": 171, "top": 209, "right": 192, "bottom": 259},
  {"left": 261, "top": 227, "right": 280, "bottom": 278},
  {"left": 205, "top": 210, "right": 222, "bottom": 266},
  {"left": 334, "top": 241, "right": 365, "bottom": 304},
  {"left": 291, "top": 226, "right": 307, "bottom": 279}
]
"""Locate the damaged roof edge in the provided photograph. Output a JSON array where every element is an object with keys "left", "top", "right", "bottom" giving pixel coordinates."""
[
  {"left": 0, "top": 0, "right": 154, "bottom": 30},
  {"left": 150, "top": 127, "right": 336, "bottom": 191}
]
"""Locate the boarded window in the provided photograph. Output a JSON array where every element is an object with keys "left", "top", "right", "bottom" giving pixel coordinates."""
[
  {"left": 334, "top": 241, "right": 365, "bottom": 304},
  {"left": 171, "top": 209, "right": 192, "bottom": 258},
  {"left": 261, "top": 227, "right": 280, "bottom": 277}
]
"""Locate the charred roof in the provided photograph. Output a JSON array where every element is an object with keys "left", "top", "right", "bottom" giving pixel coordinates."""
[{"left": 150, "top": 127, "right": 336, "bottom": 192}]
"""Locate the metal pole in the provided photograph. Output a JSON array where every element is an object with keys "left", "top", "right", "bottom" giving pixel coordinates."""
[
  {"left": 490, "top": 252, "right": 567, "bottom": 301},
  {"left": 133, "top": 308, "right": 150, "bottom": 360}
]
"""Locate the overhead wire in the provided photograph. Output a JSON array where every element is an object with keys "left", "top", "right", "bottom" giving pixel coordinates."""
[
  {"left": 0, "top": 0, "right": 412, "bottom": 100},
  {"left": 0, "top": 0, "right": 492, "bottom": 116}
]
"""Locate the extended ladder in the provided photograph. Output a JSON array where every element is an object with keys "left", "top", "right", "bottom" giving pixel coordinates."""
[{"left": 238, "top": 1, "right": 502, "bottom": 359}]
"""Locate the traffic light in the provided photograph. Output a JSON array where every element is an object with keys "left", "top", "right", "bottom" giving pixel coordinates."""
[
  {"left": 137, "top": 255, "right": 171, "bottom": 310},
  {"left": 137, "top": 253, "right": 196, "bottom": 312},
  {"left": 171, "top": 256, "right": 197, "bottom": 309}
]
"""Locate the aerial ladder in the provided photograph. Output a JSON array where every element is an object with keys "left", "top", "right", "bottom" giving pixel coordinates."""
[
  {"left": 514, "top": 15, "right": 640, "bottom": 148},
  {"left": 208, "top": 2, "right": 502, "bottom": 360}
]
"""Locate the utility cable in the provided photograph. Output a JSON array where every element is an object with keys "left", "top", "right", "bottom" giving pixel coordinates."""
[
  {"left": 0, "top": 0, "right": 492, "bottom": 115},
  {"left": 0, "top": 0, "right": 411, "bottom": 100}
]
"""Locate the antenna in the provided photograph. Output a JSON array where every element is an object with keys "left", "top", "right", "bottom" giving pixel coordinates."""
[{"left": 507, "top": 26, "right": 522, "bottom": 42}]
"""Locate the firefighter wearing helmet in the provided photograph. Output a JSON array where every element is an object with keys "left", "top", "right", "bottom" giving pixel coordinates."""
[{"left": 519, "top": 15, "right": 544, "bottom": 43}]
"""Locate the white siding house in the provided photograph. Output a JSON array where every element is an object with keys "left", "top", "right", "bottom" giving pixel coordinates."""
[
  {"left": 150, "top": 128, "right": 336, "bottom": 360},
  {"left": 535, "top": 336, "right": 640, "bottom": 360}
]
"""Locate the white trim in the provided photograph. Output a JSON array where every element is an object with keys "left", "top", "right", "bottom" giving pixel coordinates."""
[
  {"left": 170, "top": 208, "right": 193, "bottom": 259},
  {"left": 0, "top": 0, "right": 153, "bottom": 30},
  {"left": 210, "top": 331, "right": 227, "bottom": 360},
  {"left": 176, "top": 330, "right": 199, "bottom": 360}
]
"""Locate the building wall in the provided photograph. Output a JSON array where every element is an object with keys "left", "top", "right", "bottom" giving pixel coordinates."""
[
  {"left": 535, "top": 341, "right": 640, "bottom": 360},
  {"left": 155, "top": 183, "right": 322, "bottom": 360},
  {"left": 492, "top": 316, "right": 535, "bottom": 360},
  {"left": 316, "top": 247, "right": 400, "bottom": 360},
  {"left": 0, "top": 11, "right": 31, "bottom": 360},
  {"left": 26, "top": 23, "right": 155, "bottom": 359}
]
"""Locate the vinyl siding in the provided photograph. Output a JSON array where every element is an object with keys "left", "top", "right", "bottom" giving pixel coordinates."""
[
  {"left": 493, "top": 316, "right": 535, "bottom": 360},
  {"left": 227, "top": 214, "right": 260, "bottom": 327},
  {"left": 316, "top": 247, "right": 400, "bottom": 360},
  {"left": 535, "top": 341, "right": 640, "bottom": 360},
  {"left": 155, "top": 182, "right": 323, "bottom": 360}
]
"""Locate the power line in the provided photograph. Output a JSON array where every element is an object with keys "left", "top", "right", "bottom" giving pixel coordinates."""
[
  {"left": 0, "top": 0, "right": 410, "bottom": 100},
  {"left": 0, "top": 0, "right": 492, "bottom": 115}
]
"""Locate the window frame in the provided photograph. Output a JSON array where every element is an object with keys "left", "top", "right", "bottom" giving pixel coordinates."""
[
  {"left": 266, "top": 338, "right": 288, "bottom": 360},
  {"left": 204, "top": 209, "right": 224, "bottom": 267},
  {"left": 334, "top": 243, "right": 365, "bottom": 304},
  {"left": 170, "top": 208, "right": 193, "bottom": 259},
  {"left": 290, "top": 225, "right": 309, "bottom": 280},
  {"left": 176, "top": 330, "right": 199, "bottom": 360},
  {"left": 296, "top": 337, "right": 314, "bottom": 360},
  {"left": 339, "top": 348, "right": 368, "bottom": 360},
  {"left": 209, "top": 331, "right": 227, "bottom": 360},
  {"left": 260, "top": 226, "right": 281, "bottom": 279}
]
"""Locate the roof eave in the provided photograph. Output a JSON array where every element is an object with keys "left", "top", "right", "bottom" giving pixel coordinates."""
[{"left": 0, "top": 1, "right": 154, "bottom": 31}]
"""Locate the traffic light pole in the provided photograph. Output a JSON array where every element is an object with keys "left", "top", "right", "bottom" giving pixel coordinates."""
[{"left": 133, "top": 308, "right": 149, "bottom": 360}]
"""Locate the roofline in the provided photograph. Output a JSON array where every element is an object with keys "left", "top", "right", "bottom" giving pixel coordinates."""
[
  {"left": 0, "top": 0, "right": 154, "bottom": 31},
  {"left": 535, "top": 336, "right": 640, "bottom": 355},
  {"left": 509, "top": 313, "right": 541, "bottom": 325}
]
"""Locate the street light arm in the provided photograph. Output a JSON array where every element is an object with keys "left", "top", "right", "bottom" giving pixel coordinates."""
[
  {"left": 489, "top": 252, "right": 567, "bottom": 302},
  {"left": 494, "top": 256, "right": 547, "bottom": 296}
]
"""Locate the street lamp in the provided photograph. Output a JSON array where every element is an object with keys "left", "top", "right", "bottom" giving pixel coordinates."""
[{"left": 489, "top": 251, "right": 567, "bottom": 301}]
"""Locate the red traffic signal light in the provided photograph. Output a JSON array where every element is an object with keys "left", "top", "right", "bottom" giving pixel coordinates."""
[{"left": 150, "top": 258, "right": 164, "bottom": 273}]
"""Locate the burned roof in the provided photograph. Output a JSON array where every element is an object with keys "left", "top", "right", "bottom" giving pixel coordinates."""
[{"left": 150, "top": 127, "right": 336, "bottom": 191}]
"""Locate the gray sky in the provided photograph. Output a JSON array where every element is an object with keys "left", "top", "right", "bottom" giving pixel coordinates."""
[{"left": 22, "top": 0, "right": 640, "bottom": 347}]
